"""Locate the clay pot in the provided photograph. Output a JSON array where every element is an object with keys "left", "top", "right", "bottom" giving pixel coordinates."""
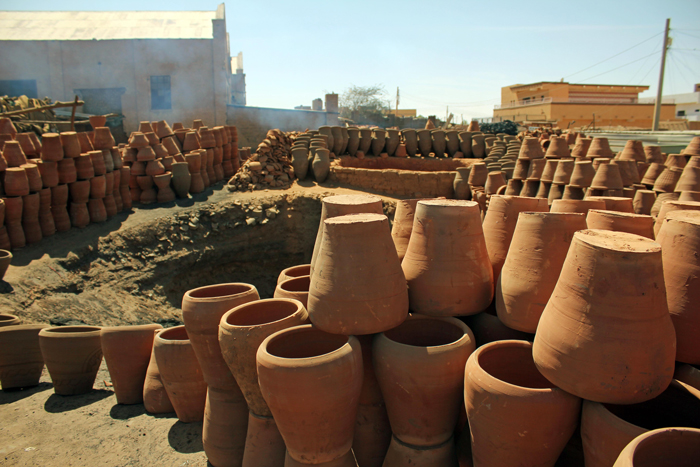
[
  {"left": 20, "top": 163, "right": 42, "bottom": 192},
  {"left": 90, "top": 174, "right": 106, "bottom": 199},
  {"left": 653, "top": 200, "right": 700, "bottom": 237},
  {"left": 390, "top": 199, "right": 421, "bottom": 262},
  {"left": 496, "top": 212, "right": 587, "bottom": 333},
  {"left": 586, "top": 209, "right": 654, "bottom": 239},
  {"left": 482, "top": 195, "right": 548, "bottom": 282},
  {"left": 40, "top": 133, "right": 64, "bottom": 161},
  {"left": 38, "top": 326, "right": 103, "bottom": 395},
  {"left": 170, "top": 162, "right": 191, "bottom": 198},
  {"left": 142, "top": 329, "right": 174, "bottom": 414},
  {"left": 312, "top": 148, "right": 330, "bottom": 183},
  {"left": 291, "top": 147, "right": 309, "bottom": 181},
  {"left": 92, "top": 127, "right": 115, "bottom": 150},
  {"left": 591, "top": 163, "right": 624, "bottom": 190},
  {"left": 201, "top": 388, "right": 250, "bottom": 467},
  {"left": 69, "top": 202, "right": 89, "bottom": 228},
  {"left": 465, "top": 340, "right": 581, "bottom": 467},
  {"left": 120, "top": 185, "right": 132, "bottom": 210},
  {"left": 88, "top": 197, "right": 107, "bottom": 223},
  {"left": 86, "top": 150, "right": 105, "bottom": 176},
  {"left": 257, "top": 325, "right": 363, "bottom": 465},
  {"left": 2, "top": 141, "right": 27, "bottom": 167},
  {"left": 0, "top": 324, "right": 50, "bottom": 389},
  {"left": 277, "top": 264, "right": 311, "bottom": 285},
  {"left": 0, "top": 314, "right": 20, "bottom": 326},
  {"left": 452, "top": 167, "right": 471, "bottom": 200},
  {"left": 358, "top": 129, "right": 372, "bottom": 154},
  {"left": 533, "top": 230, "right": 676, "bottom": 404},
  {"left": 154, "top": 172, "right": 175, "bottom": 203},
  {"left": 665, "top": 154, "right": 687, "bottom": 169},
  {"left": 512, "top": 159, "right": 530, "bottom": 180},
  {"left": 182, "top": 283, "right": 260, "bottom": 391},
  {"left": 549, "top": 198, "right": 604, "bottom": 214},
  {"left": 4, "top": 196, "right": 23, "bottom": 223},
  {"left": 485, "top": 171, "right": 507, "bottom": 195},
  {"left": 0, "top": 249, "right": 11, "bottom": 280},
  {"left": 585, "top": 196, "right": 635, "bottom": 213},
  {"left": 402, "top": 200, "right": 493, "bottom": 316},
  {"left": 51, "top": 184, "right": 69, "bottom": 206},
  {"left": 5, "top": 167, "right": 30, "bottom": 197},
  {"left": 568, "top": 160, "right": 596, "bottom": 188},
  {"left": 552, "top": 159, "right": 574, "bottom": 184},
  {"left": 674, "top": 364, "right": 700, "bottom": 391},
  {"left": 417, "top": 130, "right": 432, "bottom": 156},
  {"left": 57, "top": 158, "right": 77, "bottom": 184},
  {"left": 331, "top": 126, "right": 344, "bottom": 155},
  {"left": 240, "top": 413, "right": 286, "bottom": 467},
  {"left": 75, "top": 154, "right": 94, "bottom": 180},
  {"left": 383, "top": 435, "right": 457, "bottom": 467},
  {"left": 273, "top": 276, "right": 310, "bottom": 309},
  {"left": 375, "top": 315, "right": 475, "bottom": 446},
  {"left": 653, "top": 167, "right": 683, "bottom": 193},
  {"left": 69, "top": 180, "right": 91, "bottom": 204},
  {"left": 59, "top": 131, "right": 81, "bottom": 158},
  {"left": 466, "top": 162, "right": 487, "bottom": 186},
  {"left": 401, "top": 129, "right": 417, "bottom": 157},
  {"left": 588, "top": 137, "right": 614, "bottom": 158},
  {"left": 370, "top": 129, "right": 386, "bottom": 156},
  {"left": 612, "top": 427, "right": 700, "bottom": 467},
  {"left": 35, "top": 160, "right": 58, "bottom": 188},
  {"left": 445, "top": 130, "right": 459, "bottom": 157},
  {"left": 153, "top": 325, "right": 207, "bottom": 422},
  {"left": 309, "top": 213, "right": 408, "bottom": 335},
  {"left": 519, "top": 137, "right": 545, "bottom": 160},
  {"left": 633, "top": 189, "right": 656, "bottom": 215},
  {"left": 519, "top": 180, "right": 540, "bottom": 198},
  {"left": 657, "top": 211, "right": 700, "bottom": 364}
]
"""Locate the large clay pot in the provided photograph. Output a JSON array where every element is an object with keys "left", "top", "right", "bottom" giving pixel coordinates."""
[
  {"left": 390, "top": 198, "right": 421, "bottom": 262},
  {"left": 69, "top": 202, "right": 90, "bottom": 228},
  {"left": 277, "top": 264, "right": 311, "bottom": 285},
  {"left": 458, "top": 131, "right": 472, "bottom": 158},
  {"left": 550, "top": 198, "right": 605, "bottom": 214},
  {"left": 182, "top": 283, "right": 260, "bottom": 391},
  {"left": 496, "top": 212, "right": 587, "bottom": 333},
  {"left": 402, "top": 200, "right": 493, "bottom": 316},
  {"left": 445, "top": 130, "right": 460, "bottom": 157},
  {"left": 153, "top": 325, "right": 207, "bottom": 422},
  {"left": 653, "top": 200, "right": 700, "bottom": 237},
  {"left": 465, "top": 340, "right": 581, "bottom": 467},
  {"left": 0, "top": 324, "right": 49, "bottom": 389},
  {"left": 586, "top": 196, "right": 635, "bottom": 213},
  {"left": 417, "top": 130, "right": 432, "bottom": 156},
  {"left": 273, "top": 276, "right": 310, "bottom": 309},
  {"left": 312, "top": 148, "right": 331, "bottom": 183},
  {"left": 257, "top": 325, "right": 363, "bottom": 465},
  {"left": 586, "top": 209, "right": 654, "bottom": 239},
  {"left": 472, "top": 134, "right": 486, "bottom": 158},
  {"left": 2, "top": 141, "right": 27, "bottom": 167},
  {"left": 319, "top": 126, "right": 334, "bottom": 153},
  {"left": 38, "top": 326, "right": 103, "bottom": 395},
  {"left": 40, "top": 133, "right": 64, "bottom": 161},
  {"left": 291, "top": 147, "right": 309, "bottom": 180},
  {"left": 370, "top": 129, "right": 386, "bottom": 156},
  {"left": 453, "top": 167, "right": 472, "bottom": 200},
  {"left": 346, "top": 128, "right": 360, "bottom": 157},
  {"left": 533, "top": 230, "right": 676, "bottom": 404},
  {"left": 657, "top": 211, "right": 700, "bottom": 364},
  {"left": 468, "top": 162, "right": 488, "bottom": 186},
  {"left": 101, "top": 324, "right": 163, "bottom": 404},
  {"left": 359, "top": 129, "right": 372, "bottom": 155},
  {"left": 385, "top": 129, "right": 400, "bottom": 157},
  {"left": 581, "top": 380, "right": 700, "bottom": 467},
  {"left": 612, "top": 427, "right": 700, "bottom": 467},
  {"left": 401, "top": 129, "right": 418, "bottom": 157},
  {"left": 353, "top": 399, "right": 391, "bottom": 467},
  {"left": 482, "top": 195, "right": 548, "bottom": 282},
  {"left": 431, "top": 130, "right": 446, "bottom": 158},
  {"left": 203, "top": 386, "right": 250, "bottom": 467},
  {"left": 142, "top": 329, "right": 174, "bottom": 414},
  {"left": 5, "top": 167, "right": 30, "bottom": 197},
  {"left": 242, "top": 412, "right": 286, "bottom": 467},
  {"left": 485, "top": 171, "right": 507, "bottom": 195},
  {"left": 309, "top": 213, "right": 408, "bottom": 335},
  {"left": 171, "top": 162, "right": 191, "bottom": 199},
  {"left": 374, "top": 315, "right": 475, "bottom": 446}
]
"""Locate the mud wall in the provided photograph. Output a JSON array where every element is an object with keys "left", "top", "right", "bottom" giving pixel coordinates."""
[{"left": 330, "top": 166, "right": 456, "bottom": 198}]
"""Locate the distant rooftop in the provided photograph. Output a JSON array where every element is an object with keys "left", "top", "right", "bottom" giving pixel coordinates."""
[
  {"left": 0, "top": 9, "right": 224, "bottom": 41},
  {"left": 509, "top": 81, "right": 649, "bottom": 91}
]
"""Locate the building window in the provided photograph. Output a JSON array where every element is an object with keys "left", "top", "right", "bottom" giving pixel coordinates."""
[
  {"left": 151, "top": 75, "right": 171, "bottom": 110},
  {"left": 678, "top": 110, "right": 686, "bottom": 117}
]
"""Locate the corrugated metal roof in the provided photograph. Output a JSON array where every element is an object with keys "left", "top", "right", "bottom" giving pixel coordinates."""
[{"left": 0, "top": 11, "right": 217, "bottom": 41}]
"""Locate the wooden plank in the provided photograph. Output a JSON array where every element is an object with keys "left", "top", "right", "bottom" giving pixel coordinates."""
[{"left": 0, "top": 100, "right": 85, "bottom": 117}]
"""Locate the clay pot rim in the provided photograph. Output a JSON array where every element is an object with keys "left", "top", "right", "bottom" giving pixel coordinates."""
[
  {"left": 221, "top": 298, "right": 306, "bottom": 329},
  {"left": 278, "top": 264, "right": 310, "bottom": 284},
  {"left": 325, "top": 212, "right": 386, "bottom": 226},
  {"left": 587, "top": 209, "right": 653, "bottom": 220},
  {"left": 378, "top": 315, "right": 472, "bottom": 352},
  {"left": 277, "top": 276, "right": 310, "bottom": 293},
  {"left": 0, "top": 249, "right": 12, "bottom": 260},
  {"left": 576, "top": 229, "right": 660, "bottom": 253},
  {"left": 39, "top": 325, "right": 102, "bottom": 337},
  {"left": 258, "top": 324, "right": 356, "bottom": 364},
  {"left": 0, "top": 313, "right": 19, "bottom": 322},
  {"left": 184, "top": 282, "right": 257, "bottom": 302},
  {"left": 418, "top": 199, "right": 479, "bottom": 209},
  {"left": 155, "top": 325, "right": 189, "bottom": 343},
  {"left": 100, "top": 323, "right": 163, "bottom": 337},
  {"left": 664, "top": 209, "right": 700, "bottom": 225},
  {"left": 619, "top": 427, "right": 700, "bottom": 465},
  {"left": 0, "top": 323, "right": 49, "bottom": 334}
]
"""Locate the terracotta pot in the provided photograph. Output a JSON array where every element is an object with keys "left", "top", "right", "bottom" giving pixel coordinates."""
[
  {"left": 665, "top": 154, "right": 687, "bottom": 169},
  {"left": 143, "top": 329, "right": 174, "bottom": 414},
  {"left": 35, "top": 160, "right": 58, "bottom": 188},
  {"left": 40, "top": 133, "right": 64, "bottom": 161},
  {"left": 519, "top": 180, "right": 539, "bottom": 197},
  {"left": 100, "top": 324, "right": 162, "bottom": 404},
  {"left": 345, "top": 128, "right": 360, "bottom": 157},
  {"left": 57, "top": 158, "right": 77, "bottom": 184},
  {"left": 416, "top": 130, "right": 432, "bottom": 156},
  {"left": 587, "top": 137, "right": 614, "bottom": 159},
  {"left": 452, "top": 167, "right": 471, "bottom": 200},
  {"left": 383, "top": 434, "right": 456, "bottom": 467},
  {"left": 185, "top": 152, "right": 202, "bottom": 173},
  {"left": 5, "top": 167, "right": 30, "bottom": 197},
  {"left": 586, "top": 209, "right": 654, "bottom": 239},
  {"left": 390, "top": 199, "right": 421, "bottom": 262},
  {"left": 310, "top": 194, "right": 383, "bottom": 276},
  {"left": 4, "top": 196, "right": 22, "bottom": 224},
  {"left": 51, "top": 205, "right": 71, "bottom": 232},
  {"left": 58, "top": 131, "right": 80, "bottom": 158},
  {"left": 77, "top": 132, "right": 93, "bottom": 153},
  {"left": 552, "top": 159, "right": 574, "bottom": 184},
  {"left": 657, "top": 211, "right": 700, "bottom": 364},
  {"left": 331, "top": 126, "right": 344, "bottom": 155},
  {"left": 402, "top": 200, "right": 492, "bottom": 316},
  {"left": 612, "top": 427, "right": 700, "bottom": 467},
  {"left": 674, "top": 364, "right": 700, "bottom": 391},
  {"left": 312, "top": 148, "right": 330, "bottom": 183},
  {"left": 0, "top": 324, "right": 50, "bottom": 389},
  {"left": 472, "top": 134, "right": 486, "bottom": 158},
  {"left": 75, "top": 154, "right": 94, "bottom": 180},
  {"left": 182, "top": 283, "right": 260, "bottom": 391},
  {"left": 358, "top": 129, "right": 372, "bottom": 154},
  {"left": 582, "top": 380, "right": 700, "bottom": 467},
  {"left": 291, "top": 147, "right": 309, "bottom": 180},
  {"left": 465, "top": 340, "right": 581, "bottom": 467},
  {"left": 496, "top": 212, "right": 587, "bottom": 333},
  {"left": 653, "top": 167, "right": 683, "bottom": 193},
  {"left": 0, "top": 314, "right": 20, "bottom": 326},
  {"left": 242, "top": 413, "right": 286, "bottom": 467},
  {"left": 273, "top": 276, "right": 310, "bottom": 309},
  {"left": 309, "top": 213, "right": 408, "bottom": 335},
  {"left": 533, "top": 230, "right": 676, "bottom": 404},
  {"left": 485, "top": 171, "right": 507, "bottom": 195},
  {"left": 69, "top": 180, "right": 91, "bottom": 204},
  {"left": 170, "top": 162, "right": 191, "bottom": 198},
  {"left": 20, "top": 163, "right": 42, "bottom": 193},
  {"left": 190, "top": 173, "right": 205, "bottom": 194},
  {"left": 518, "top": 137, "right": 544, "bottom": 160},
  {"left": 203, "top": 386, "right": 250, "bottom": 467},
  {"left": 51, "top": 184, "right": 69, "bottom": 206},
  {"left": 2, "top": 141, "right": 27, "bottom": 167},
  {"left": 219, "top": 298, "right": 308, "bottom": 417},
  {"left": 569, "top": 160, "right": 596, "bottom": 188},
  {"left": 400, "top": 129, "right": 417, "bottom": 157},
  {"left": 257, "top": 325, "right": 362, "bottom": 465},
  {"left": 0, "top": 249, "right": 11, "bottom": 280},
  {"left": 632, "top": 189, "right": 656, "bottom": 215},
  {"left": 375, "top": 315, "right": 475, "bottom": 447},
  {"left": 90, "top": 174, "right": 106, "bottom": 199},
  {"left": 153, "top": 325, "right": 207, "bottom": 422},
  {"left": 38, "top": 326, "right": 103, "bottom": 395},
  {"left": 69, "top": 202, "right": 90, "bottom": 228},
  {"left": 585, "top": 196, "right": 635, "bottom": 213},
  {"left": 145, "top": 159, "right": 165, "bottom": 177},
  {"left": 120, "top": 185, "right": 132, "bottom": 210},
  {"left": 369, "top": 129, "right": 385, "bottom": 156},
  {"left": 154, "top": 172, "right": 175, "bottom": 203},
  {"left": 277, "top": 264, "right": 311, "bottom": 285},
  {"left": 653, "top": 200, "right": 700, "bottom": 237},
  {"left": 87, "top": 198, "right": 106, "bottom": 223},
  {"left": 86, "top": 150, "right": 105, "bottom": 176},
  {"left": 92, "top": 127, "right": 115, "bottom": 150},
  {"left": 482, "top": 195, "right": 548, "bottom": 282},
  {"left": 468, "top": 162, "right": 488, "bottom": 186}
]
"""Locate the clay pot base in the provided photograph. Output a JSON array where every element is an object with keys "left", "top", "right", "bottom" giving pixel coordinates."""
[
  {"left": 284, "top": 450, "right": 358, "bottom": 467},
  {"left": 382, "top": 435, "right": 457, "bottom": 467},
  {"left": 242, "top": 413, "right": 286, "bottom": 467}
]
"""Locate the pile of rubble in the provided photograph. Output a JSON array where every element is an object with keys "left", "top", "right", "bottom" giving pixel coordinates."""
[{"left": 227, "top": 129, "right": 296, "bottom": 191}]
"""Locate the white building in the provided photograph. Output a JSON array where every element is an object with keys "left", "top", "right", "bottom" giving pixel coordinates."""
[
  {"left": 666, "top": 85, "right": 700, "bottom": 122},
  {"left": 0, "top": 4, "right": 246, "bottom": 134}
]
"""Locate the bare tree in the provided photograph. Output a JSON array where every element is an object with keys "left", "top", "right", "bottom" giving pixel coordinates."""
[{"left": 340, "top": 85, "right": 389, "bottom": 121}]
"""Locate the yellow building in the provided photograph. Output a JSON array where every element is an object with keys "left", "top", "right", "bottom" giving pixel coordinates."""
[
  {"left": 387, "top": 109, "right": 417, "bottom": 117},
  {"left": 493, "top": 81, "right": 677, "bottom": 129}
]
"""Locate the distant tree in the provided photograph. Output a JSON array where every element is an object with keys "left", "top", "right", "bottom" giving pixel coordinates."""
[{"left": 340, "top": 85, "right": 390, "bottom": 123}]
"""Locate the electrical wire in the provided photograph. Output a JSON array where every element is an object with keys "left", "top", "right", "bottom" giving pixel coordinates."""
[
  {"left": 629, "top": 37, "right": 664, "bottom": 83},
  {"left": 578, "top": 51, "right": 662, "bottom": 83},
  {"left": 675, "top": 30, "right": 700, "bottom": 41}
]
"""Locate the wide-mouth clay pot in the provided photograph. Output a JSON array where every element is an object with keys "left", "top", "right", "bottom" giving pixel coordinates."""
[
  {"left": 277, "top": 264, "right": 311, "bottom": 285},
  {"left": 611, "top": 427, "right": 700, "bottom": 467},
  {"left": 0, "top": 323, "right": 50, "bottom": 389},
  {"left": 274, "top": 276, "right": 310, "bottom": 309},
  {"left": 0, "top": 313, "right": 19, "bottom": 327}
]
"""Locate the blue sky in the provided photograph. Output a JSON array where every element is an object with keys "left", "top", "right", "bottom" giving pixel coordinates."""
[{"left": 2, "top": 0, "right": 699, "bottom": 120}]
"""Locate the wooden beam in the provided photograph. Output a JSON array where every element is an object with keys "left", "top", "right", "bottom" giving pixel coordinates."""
[
  {"left": 70, "top": 95, "right": 79, "bottom": 131},
  {"left": 0, "top": 100, "right": 85, "bottom": 117}
]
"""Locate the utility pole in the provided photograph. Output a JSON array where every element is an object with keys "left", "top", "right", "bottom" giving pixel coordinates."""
[
  {"left": 652, "top": 18, "right": 671, "bottom": 132},
  {"left": 395, "top": 87, "right": 399, "bottom": 116}
]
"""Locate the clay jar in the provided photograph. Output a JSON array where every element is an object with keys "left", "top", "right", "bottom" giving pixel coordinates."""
[
  {"left": 612, "top": 427, "right": 700, "bottom": 467},
  {"left": 431, "top": 130, "right": 446, "bottom": 157},
  {"left": 153, "top": 325, "right": 207, "bottom": 422},
  {"left": 182, "top": 283, "right": 260, "bottom": 391},
  {"left": 203, "top": 385, "right": 251, "bottom": 467},
  {"left": 143, "top": 329, "right": 175, "bottom": 414},
  {"left": 482, "top": 195, "right": 548, "bottom": 282},
  {"left": 273, "top": 276, "right": 310, "bottom": 309},
  {"left": 257, "top": 325, "right": 363, "bottom": 465},
  {"left": 312, "top": 148, "right": 330, "bottom": 183},
  {"left": 496, "top": 212, "right": 587, "bottom": 333},
  {"left": 0, "top": 249, "right": 11, "bottom": 280},
  {"left": 0, "top": 314, "right": 20, "bottom": 326},
  {"left": 0, "top": 324, "right": 50, "bottom": 389},
  {"left": 374, "top": 315, "right": 475, "bottom": 447},
  {"left": 402, "top": 200, "right": 493, "bottom": 316},
  {"left": 533, "top": 230, "right": 676, "bottom": 404},
  {"left": 586, "top": 209, "right": 655, "bottom": 239},
  {"left": 38, "top": 326, "right": 103, "bottom": 395},
  {"left": 291, "top": 147, "right": 309, "bottom": 180},
  {"left": 653, "top": 200, "right": 700, "bottom": 237},
  {"left": 390, "top": 198, "right": 421, "bottom": 262},
  {"left": 170, "top": 162, "right": 191, "bottom": 199},
  {"left": 309, "top": 213, "right": 408, "bottom": 335},
  {"left": 100, "top": 324, "right": 163, "bottom": 404},
  {"left": 5, "top": 167, "right": 30, "bottom": 197},
  {"left": 656, "top": 211, "right": 700, "bottom": 364},
  {"left": 581, "top": 380, "right": 700, "bottom": 467},
  {"left": 277, "top": 264, "right": 310, "bottom": 285},
  {"left": 371, "top": 129, "right": 386, "bottom": 156},
  {"left": 585, "top": 196, "right": 635, "bottom": 213},
  {"left": 550, "top": 198, "right": 606, "bottom": 214},
  {"left": 464, "top": 340, "right": 581, "bottom": 467},
  {"left": 401, "top": 129, "right": 417, "bottom": 157},
  {"left": 453, "top": 167, "right": 472, "bottom": 200},
  {"left": 416, "top": 130, "right": 432, "bottom": 156}
]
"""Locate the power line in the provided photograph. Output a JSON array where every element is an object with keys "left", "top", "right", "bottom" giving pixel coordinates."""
[
  {"left": 629, "top": 37, "right": 664, "bottom": 83},
  {"left": 578, "top": 51, "right": 662, "bottom": 82},
  {"left": 564, "top": 31, "right": 662, "bottom": 79},
  {"left": 675, "top": 30, "right": 700, "bottom": 41}
]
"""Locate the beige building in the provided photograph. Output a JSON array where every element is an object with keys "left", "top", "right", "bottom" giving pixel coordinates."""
[
  {"left": 0, "top": 4, "right": 245, "bottom": 134},
  {"left": 493, "top": 81, "right": 677, "bottom": 129}
]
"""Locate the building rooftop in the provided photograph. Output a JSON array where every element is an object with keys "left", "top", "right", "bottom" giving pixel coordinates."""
[
  {"left": 0, "top": 10, "right": 223, "bottom": 41},
  {"left": 509, "top": 81, "right": 648, "bottom": 91}
]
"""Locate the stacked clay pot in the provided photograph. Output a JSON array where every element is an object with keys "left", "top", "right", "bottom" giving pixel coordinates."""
[
  {"left": 612, "top": 427, "right": 700, "bottom": 467},
  {"left": 143, "top": 328, "right": 175, "bottom": 414},
  {"left": 390, "top": 198, "right": 421, "bottom": 262},
  {"left": 0, "top": 324, "right": 49, "bottom": 389}
]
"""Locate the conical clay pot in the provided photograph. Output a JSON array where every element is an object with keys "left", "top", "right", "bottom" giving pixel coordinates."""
[
  {"left": 101, "top": 324, "right": 163, "bottom": 404},
  {"left": 390, "top": 198, "right": 421, "bottom": 262},
  {"left": 203, "top": 386, "right": 250, "bottom": 467},
  {"left": 453, "top": 167, "right": 472, "bottom": 200},
  {"left": 312, "top": 148, "right": 330, "bottom": 182},
  {"left": 142, "top": 329, "right": 174, "bottom": 414},
  {"left": 465, "top": 340, "right": 581, "bottom": 467},
  {"left": 533, "top": 230, "right": 676, "bottom": 404},
  {"left": 612, "top": 427, "right": 700, "bottom": 467},
  {"left": 496, "top": 212, "right": 587, "bottom": 333},
  {"left": 257, "top": 325, "right": 363, "bottom": 465},
  {"left": 0, "top": 324, "right": 50, "bottom": 389},
  {"left": 38, "top": 326, "right": 103, "bottom": 395},
  {"left": 586, "top": 209, "right": 654, "bottom": 239},
  {"left": 308, "top": 213, "right": 408, "bottom": 335},
  {"left": 242, "top": 412, "right": 287, "bottom": 467},
  {"left": 402, "top": 200, "right": 493, "bottom": 316}
]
